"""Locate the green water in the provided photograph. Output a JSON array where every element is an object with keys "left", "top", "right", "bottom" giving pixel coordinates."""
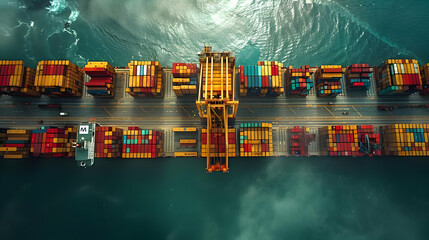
[
  {"left": 1, "top": 157, "right": 429, "bottom": 239},
  {"left": 2, "top": 0, "right": 429, "bottom": 239},
  {"left": 2, "top": 0, "right": 429, "bottom": 68}
]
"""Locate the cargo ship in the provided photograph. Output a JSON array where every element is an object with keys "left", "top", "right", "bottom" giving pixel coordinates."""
[{"left": 1, "top": 46, "right": 429, "bottom": 172}]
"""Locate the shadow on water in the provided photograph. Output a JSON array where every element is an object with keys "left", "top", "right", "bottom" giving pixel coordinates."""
[{"left": 1, "top": 156, "right": 429, "bottom": 239}]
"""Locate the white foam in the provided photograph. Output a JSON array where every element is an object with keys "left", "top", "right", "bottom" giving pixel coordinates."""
[
  {"left": 46, "top": 0, "right": 67, "bottom": 13},
  {"left": 69, "top": 10, "right": 80, "bottom": 23}
]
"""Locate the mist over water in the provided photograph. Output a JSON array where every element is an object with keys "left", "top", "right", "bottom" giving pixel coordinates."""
[
  {"left": 1, "top": 157, "right": 429, "bottom": 239},
  {"left": 1, "top": 0, "right": 429, "bottom": 239}
]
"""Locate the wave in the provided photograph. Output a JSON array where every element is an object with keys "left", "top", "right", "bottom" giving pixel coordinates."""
[
  {"left": 46, "top": 0, "right": 80, "bottom": 25},
  {"left": 46, "top": 0, "right": 67, "bottom": 13},
  {"left": 43, "top": 0, "right": 87, "bottom": 65},
  {"left": 3, "top": 0, "right": 428, "bottom": 68},
  {"left": 68, "top": 10, "right": 79, "bottom": 22},
  {"left": 314, "top": 0, "right": 419, "bottom": 60}
]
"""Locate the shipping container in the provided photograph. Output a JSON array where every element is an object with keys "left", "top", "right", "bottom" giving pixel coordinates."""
[
  {"left": 172, "top": 127, "right": 197, "bottom": 132},
  {"left": 289, "top": 126, "right": 315, "bottom": 156},
  {"left": 0, "top": 60, "right": 40, "bottom": 96},
  {"left": 174, "top": 152, "right": 198, "bottom": 157},
  {"left": 315, "top": 65, "right": 343, "bottom": 97},
  {"left": 172, "top": 63, "right": 198, "bottom": 96},
  {"left": 238, "top": 61, "right": 284, "bottom": 97},
  {"left": 35, "top": 60, "right": 84, "bottom": 97},
  {"left": 381, "top": 124, "right": 429, "bottom": 156},
  {"left": 122, "top": 126, "right": 163, "bottom": 158},
  {"left": 320, "top": 125, "right": 381, "bottom": 156},
  {"left": 420, "top": 63, "right": 429, "bottom": 95},
  {"left": 126, "top": 61, "right": 164, "bottom": 97},
  {"left": 94, "top": 126, "right": 123, "bottom": 158},
  {"left": 179, "top": 139, "right": 197, "bottom": 148},
  {"left": 375, "top": 59, "right": 422, "bottom": 95},
  {"left": 285, "top": 65, "right": 313, "bottom": 96},
  {"left": 0, "top": 128, "right": 8, "bottom": 157},
  {"left": 174, "top": 127, "right": 198, "bottom": 156},
  {"left": 83, "top": 61, "right": 115, "bottom": 97},
  {"left": 345, "top": 64, "right": 372, "bottom": 90},
  {"left": 30, "top": 126, "right": 77, "bottom": 157},
  {"left": 0, "top": 129, "right": 32, "bottom": 158},
  {"left": 239, "top": 123, "right": 273, "bottom": 157},
  {"left": 201, "top": 128, "right": 236, "bottom": 158},
  {"left": 199, "top": 47, "right": 235, "bottom": 99}
]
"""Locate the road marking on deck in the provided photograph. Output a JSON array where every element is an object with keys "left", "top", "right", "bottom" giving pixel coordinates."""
[
  {"left": 124, "top": 73, "right": 131, "bottom": 98},
  {"left": 103, "top": 107, "right": 112, "bottom": 117},
  {"left": 288, "top": 106, "right": 295, "bottom": 114},
  {"left": 2, "top": 115, "right": 429, "bottom": 121},
  {"left": 352, "top": 106, "right": 363, "bottom": 117},
  {"left": 247, "top": 107, "right": 254, "bottom": 114},
  {"left": 182, "top": 106, "right": 192, "bottom": 118},
  {"left": 386, "top": 109, "right": 394, "bottom": 116},
  {"left": 140, "top": 106, "right": 147, "bottom": 113},
  {"left": 324, "top": 106, "right": 335, "bottom": 117},
  {"left": 4, "top": 103, "right": 424, "bottom": 109}
]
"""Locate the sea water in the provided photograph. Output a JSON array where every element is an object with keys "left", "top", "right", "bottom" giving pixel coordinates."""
[
  {"left": 1, "top": 0, "right": 429, "bottom": 239},
  {"left": 1, "top": 0, "right": 429, "bottom": 68},
  {"left": 1, "top": 157, "right": 429, "bottom": 239}
]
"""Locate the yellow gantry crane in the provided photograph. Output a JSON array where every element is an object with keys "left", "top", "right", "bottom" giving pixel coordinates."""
[{"left": 196, "top": 46, "right": 239, "bottom": 172}]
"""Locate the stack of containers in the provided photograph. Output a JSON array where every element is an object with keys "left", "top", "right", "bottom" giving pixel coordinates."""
[
  {"left": 0, "top": 129, "right": 31, "bottom": 159},
  {"left": 345, "top": 64, "right": 372, "bottom": 90},
  {"left": 420, "top": 63, "right": 429, "bottom": 95},
  {"left": 122, "top": 127, "right": 163, "bottom": 158},
  {"left": 289, "top": 126, "right": 316, "bottom": 156},
  {"left": 95, "top": 126, "right": 123, "bottom": 158},
  {"left": 375, "top": 59, "right": 422, "bottom": 95},
  {"left": 173, "top": 127, "right": 198, "bottom": 157},
  {"left": 172, "top": 63, "right": 198, "bottom": 96},
  {"left": 126, "top": 61, "right": 164, "bottom": 97},
  {"left": 35, "top": 60, "right": 84, "bottom": 97},
  {"left": 238, "top": 61, "right": 284, "bottom": 97},
  {"left": 315, "top": 65, "right": 343, "bottom": 97},
  {"left": 285, "top": 65, "right": 313, "bottom": 96},
  {"left": 0, "top": 128, "right": 7, "bottom": 157},
  {"left": 179, "top": 139, "right": 197, "bottom": 148},
  {"left": 30, "top": 126, "right": 77, "bottom": 157},
  {"left": 83, "top": 61, "right": 115, "bottom": 97},
  {"left": 239, "top": 123, "right": 273, "bottom": 157},
  {"left": 381, "top": 124, "right": 429, "bottom": 156},
  {"left": 0, "top": 60, "right": 40, "bottom": 96},
  {"left": 201, "top": 128, "right": 236, "bottom": 157},
  {"left": 320, "top": 125, "right": 381, "bottom": 156},
  {"left": 199, "top": 48, "right": 235, "bottom": 99}
]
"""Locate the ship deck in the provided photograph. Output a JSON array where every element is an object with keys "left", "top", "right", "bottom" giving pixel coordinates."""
[{"left": 0, "top": 69, "right": 428, "bottom": 157}]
